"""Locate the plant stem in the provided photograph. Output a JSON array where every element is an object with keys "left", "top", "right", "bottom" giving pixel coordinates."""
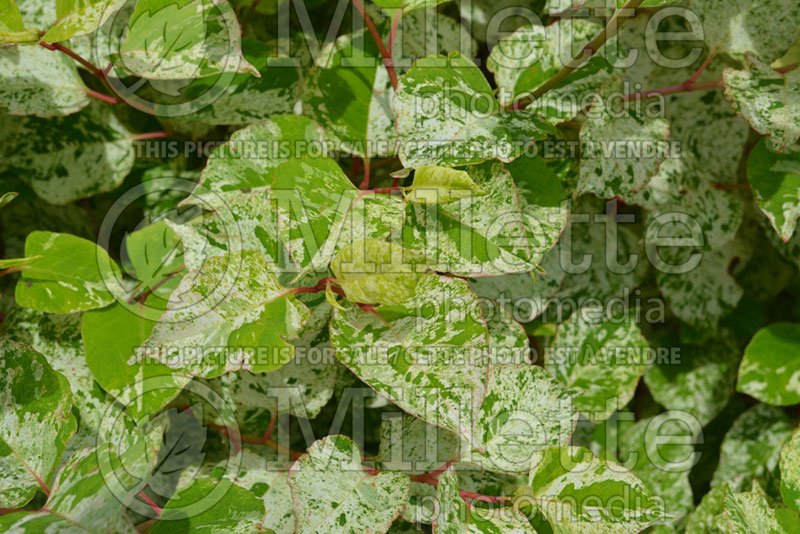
[
  {"left": 687, "top": 52, "right": 714, "bottom": 84},
  {"left": 359, "top": 158, "right": 371, "bottom": 189},
  {"left": 137, "top": 491, "right": 163, "bottom": 517},
  {"left": 352, "top": 0, "right": 398, "bottom": 90},
  {"left": 514, "top": 0, "right": 644, "bottom": 108},
  {"left": 623, "top": 80, "right": 723, "bottom": 100},
  {"left": 39, "top": 42, "right": 106, "bottom": 79},
  {"left": 130, "top": 131, "right": 169, "bottom": 141},
  {"left": 84, "top": 88, "right": 119, "bottom": 104}
]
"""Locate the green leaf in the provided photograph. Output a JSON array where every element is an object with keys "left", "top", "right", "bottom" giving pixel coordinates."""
[
  {"left": 548, "top": 307, "right": 650, "bottom": 422},
  {"left": 435, "top": 466, "right": 535, "bottom": 533},
  {"left": 288, "top": 435, "right": 410, "bottom": 534},
  {"left": 578, "top": 78, "right": 670, "bottom": 199},
  {"left": 116, "top": 0, "right": 257, "bottom": 79},
  {"left": 0, "top": 190, "right": 16, "bottom": 208},
  {"left": 394, "top": 52, "right": 555, "bottom": 167},
  {"left": 151, "top": 477, "right": 265, "bottom": 533},
  {"left": 402, "top": 159, "right": 567, "bottom": 276},
  {"left": 16, "top": 231, "right": 122, "bottom": 314},
  {"left": 272, "top": 156, "right": 405, "bottom": 276},
  {"left": 619, "top": 412, "right": 700, "bottom": 524},
  {"left": 527, "top": 446, "right": 666, "bottom": 534},
  {"left": 331, "top": 239, "right": 424, "bottom": 305},
  {"left": 330, "top": 274, "right": 490, "bottom": 443},
  {"left": 780, "top": 427, "right": 800, "bottom": 513},
  {"left": 748, "top": 138, "right": 800, "bottom": 241},
  {"left": 487, "top": 19, "right": 605, "bottom": 108},
  {"left": 0, "top": 340, "right": 76, "bottom": 508},
  {"left": 0, "top": 0, "right": 33, "bottom": 44},
  {"left": 372, "top": 0, "right": 451, "bottom": 15},
  {"left": 405, "top": 165, "right": 487, "bottom": 203},
  {"left": 169, "top": 39, "right": 300, "bottom": 125},
  {"left": 687, "top": 0, "right": 800, "bottom": 63},
  {"left": 737, "top": 322, "right": 800, "bottom": 406},
  {"left": 196, "top": 115, "right": 326, "bottom": 196},
  {"left": 685, "top": 483, "right": 728, "bottom": 534},
  {"left": 2, "top": 102, "right": 135, "bottom": 204},
  {"left": 655, "top": 244, "right": 744, "bottom": 331},
  {"left": 41, "top": 0, "right": 127, "bottom": 42},
  {"left": 0, "top": 44, "right": 90, "bottom": 117},
  {"left": 303, "top": 28, "right": 396, "bottom": 158},
  {"left": 711, "top": 403, "right": 794, "bottom": 491},
  {"left": 143, "top": 250, "right": 310, "bottom": 377},
  {"left": 718, "top": 483, "right": 800, "bottom": 534},
  {"left": 724, "top": 54, "right": 800, "bottom": 151},
  {"left": 470, "top": 363, "right": 578, "bottom": 473},
  {"left": 644, "top": 332, "right": 740, "bottom": 426}
]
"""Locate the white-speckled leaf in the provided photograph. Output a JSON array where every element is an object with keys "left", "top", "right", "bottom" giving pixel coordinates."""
[
  {"left": 780, "top": 427, "right": 800, "bottom": 513},
  {"left": 116, "top": 0, "right": 257, "bottom": 79},
  {"left": 288, "top": 435, "right": 411, "bottom": 534},
  {"left": 528, "top": 446, "right": 665, "bottom": 534},
  {"left": 724, "top": 54, "right": 800, "bottom": 151},
  {"left": 372, "top": 0, "right": 451, "bottom": 15},
  {"left": 402, "top": 159, "right": 567, "bottom": 276},
  {"left": 645, "top": 332, "right": 739, "bottom": 425},
  {"left": 42, "top": 0, "right": 127, "bottom": 42},
  {"left": 331, "top": 239, "right": 424, "bottom": 306},
  {"left": 487, "top": 18, "right": 604, "bottom": 108},
  {"left": 655, "top": 244, "right": 744, "bottom": 331},
  {"left": 272, "top": 156, "right": 406, "bottom": 277},
  {"left": 548, "top": 308, "right": 650, "bottom": 422},
  {"left": 717, "top": 483, "right": 800, "bottom": 534},
  {"left": 144, "top": 250, "right": 309, "bottom": 377},
  {"left": 434, "top": 466, "right": 535, "bottom": 533},
  {"left": 685, "top": 482, "right": 728, "bottom": 534},
  {"left": 711, "top": 403, "right": 794, "bottom": 491},
  {"left": 168, "top": 39, "right": 300, "bottom": 125},
  {"left": 619, "top": 412, "right": 700, "bottom": 525},
  {"left": 748, "top": 139, "right": 800, "bottom": 241},
  {"left": 0, "top": 44, "right": 90, "bottom": 117},
  {"left": 687, "top": 0, "right": 800, "bottom": 63},
  {"left": 2, "top": 102, "right": 135, "bottom": 205},
  {"left": 150, "top": 476, "right": 265, "bottom": 533},
  {"left": 16, "top": 231, "right": 122, "bottom": 314},
  {"left": 395, "top": 52, "right": 555, "bottom": 167},
  {"left": 737, "top": 322, "right": 800, "bottom": 406},
  {"left": 0, "top": 340, "right": 76, "bottom": 508},
  {"left": 578, "top": 78, "right": 670, "bottom": 199},
  {"left": 330, "top": 274, "right": 489, "bottom": 443}
]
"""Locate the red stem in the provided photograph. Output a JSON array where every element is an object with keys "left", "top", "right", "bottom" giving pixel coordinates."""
[
  {"left": 389, "top": 14, "right": 400, "bottom": 59},
  {"left": 138, "top": 491, "right": 163, "bottom": 517},
  {"left": 623, "top": 80, "right": 723, "bottom": 100},
  {"left": 84, "top": 88, "right": 119, "bottom": 105},
  {"left": 130, "top": 131, "right": 169, "bottom": 141},
  {"left": 352, "top": 0, "right": 398, "bottom": 90},
  {"left": 359, "top": 158, "right": 371, "bottom": 189},
  {"left": 687, "top": 53, "right": 714, "bottom": 84}
]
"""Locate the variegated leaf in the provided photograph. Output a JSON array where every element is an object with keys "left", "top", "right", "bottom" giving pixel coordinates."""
[
  {"left": 780, "top": 427, "right": 800, "bottom": 513},
  {"left": 116, "top": 0, "right": 257, "bottom": 79},
  {"left": 527, "top": 446, "right": 665, "bottom": 534},
  {"left": 644, "top": 331, "right": 739, "bottom": 425},
  {"left": 0, "top": 44, "right": 90, "bottom": 117},
  {"left": 15, "top": 231, "right": 122, "bottom": 314},
  {"left": 372, "top": 0, "right": 452, "bottom": 15},
  {"left": 717, "top": 483, "right": 800, "bottom": 534},
  {"left": 711, "top": 403, "right": 794, "bottom": 491},
  {"left": 394, "top": 52, "right": 555, "bottom": 168},
  {"left": 747, "top": 138, "right": 800, "bottom": 241},
  {"left": 0, "top": 340, "right": 76, "bottom": 508},
  {"left": 41, "top": 0, "right": 127, "bottom": 42},
  {"left": 434, "top": 466, "right": 535, "bottom": 533},
  {"left": 687, "top": 0, "right": 800, "bottom": 63},
  {"left": 547, "top": 307, "right": 650, "bottom": 422},
  {"left": 330, "top": 274, "right": 489, "bottom": 443},
  {"left": 578, "top": 78, "right": 670, "bottom": 199},
  {"left": 737, "top": 322, "right": 800, "bottom": 406},
  {"left": 405, "top": 166, "right": 487, "bottom": 204},
  {"left": 143, "top": 250, "right": 310, "bottom": 377},
  {"left": 288, "top": 435, "right": 411, "bottom": 534},
  {"left": 723, "top": 54, "right": 800, "bottom": 151},
  {"left": 2, "top": 103, "right": 135, "bottom": 205}
]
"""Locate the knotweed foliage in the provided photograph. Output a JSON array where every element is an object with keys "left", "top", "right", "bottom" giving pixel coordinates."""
[{"left": 1, "top": 0, "right": 800, "bottom": 532}]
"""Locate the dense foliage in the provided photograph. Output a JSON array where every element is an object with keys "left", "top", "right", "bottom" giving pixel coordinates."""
[{"left": 1, "top": 0, "right": 800, "bottom": 532}]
